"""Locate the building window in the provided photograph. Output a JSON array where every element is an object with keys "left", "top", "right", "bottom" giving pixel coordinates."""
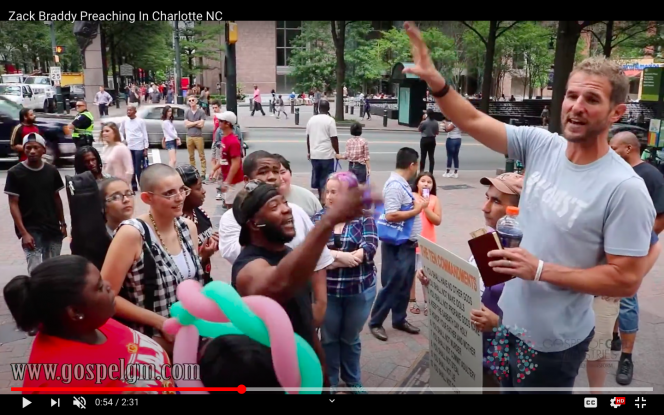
[
  {"left": 277, "top": 74, "right": 297, "bottom": 94},
  {"left": 276, "top": 21, "right": 302, "bottom": 68}
]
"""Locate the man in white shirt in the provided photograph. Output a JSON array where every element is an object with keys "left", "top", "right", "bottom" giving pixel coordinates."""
[
  {"left": 219, "top": 150, "right": 333, "bottom": 327},
  {"left": 119, "top": 106, "right": 149, "bottom": 191},
  {"left": 306, "top": 100, "right": 339, "bottom": 201},
  {"left": 273, "top": 153, "right": 322, "bottom": 218}
]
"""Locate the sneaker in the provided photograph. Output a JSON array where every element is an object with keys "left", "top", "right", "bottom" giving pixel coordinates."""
[
  {"left": 452, "top": 172, "right": 459, "bottom": 178},
  {"left": 442, "top": 172, "right": 451, "bottom": 178},
  {"left": 616, "top": 357, "right": 634, "bottom": 385},
  {"left": 611, "top": 336, "right": 622, "bottom": 351},
  {"left": 347, "top": 383, "right": 368, "bottom": 394},
  {"left": 216, "top": 192, "right": 223, "bottom": 201}
]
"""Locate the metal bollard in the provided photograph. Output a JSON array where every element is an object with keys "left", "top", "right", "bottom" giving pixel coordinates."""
[
  {"left": 65, "top": 99, "right": 70, "bottom": 114},
  {"left": 360, "top": 106, "right": 365, "bottom": 118},
  {"left": 383, "top": 109, "right": 388, "bottom": 127},
  {"left": 350, "top": 106, "right": 354, "bottom": 115},
  {"left": 291, "top": 99, "right": 295, "bottom": 114},
  {"left": 116, "top": 99, "right": 120, "bottom": 109},
  {"left": 345, "top": 105, "right": 348, "bottom": 114},
  {"left": 295, "top": 108, "right": 299, "bottom": 125}
]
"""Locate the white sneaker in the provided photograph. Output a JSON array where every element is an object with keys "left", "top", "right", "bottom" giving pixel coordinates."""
[
  {"left": 442, "top": 172, "right": 451, "bottom": 178},
  {"left": 452, "top": 172, "right": 459, "bottom": 178},
  {"left": 216, "top": 192, "right": 223, "bottom": 201}
]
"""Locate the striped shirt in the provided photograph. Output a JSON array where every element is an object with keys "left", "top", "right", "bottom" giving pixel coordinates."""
[
  {"left": 312, "top": 209, "right": 377, "bottom": 297},
  {"left": 383, "top": 172, "right": 422, "bottom": 241}
]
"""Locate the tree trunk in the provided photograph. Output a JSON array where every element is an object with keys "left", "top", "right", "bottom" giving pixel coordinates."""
[
  {"left": 604, "top": 21, "right": 614, "bottom": 58},
  {"left": 549, "top": 21, "right": 583, "bottom": 133},
  {"left": 109, "top": 34, "right": 119, "bottom": 98},
  {"left": 100, "top": 25, "right": 109, "bottom": 88},
  {"left": 479, "top": 21, "right": 498, "bottom": 113},
  {"left": 331, "top": 21, "right": 347, "bottom": 121}
]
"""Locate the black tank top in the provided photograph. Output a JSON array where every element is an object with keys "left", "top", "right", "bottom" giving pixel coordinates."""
[{"left": 231, "top": 245, "right": 315, "bottom": 348}]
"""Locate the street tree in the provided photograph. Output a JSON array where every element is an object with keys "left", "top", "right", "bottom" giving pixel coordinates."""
[
  {"left": 289, "top": 21, "right": 336, "bottom": 93},
  {"left": 549, "top": 21, "right": 600, "bottom": 133},
  {"left": 460, "top": 21, "right": 523, "bottom": 113},
  {"left": 178, "top": 22, "right": 225, "bottom": 82},
  {"left": 506, "top": 22, "right": 555, "bottom": 98},
  {"left": 331, "top": 21, "right": 352, "bottom": 121},
  {"left": 583, "top": 21, "right": 654, "bottom": 58},
  {"left": 0, "top": 22, "right": 52, "bottom": 73},
  {"left": 344, "top": 22, "right": 384, "bottom": 93}
]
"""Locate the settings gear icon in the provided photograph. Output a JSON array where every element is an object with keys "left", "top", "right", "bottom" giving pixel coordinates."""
[{"left": 610, "top": 398, "right": 619, "bottom": 408}]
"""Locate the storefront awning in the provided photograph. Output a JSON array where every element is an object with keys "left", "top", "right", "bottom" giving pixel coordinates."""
[{"left": 624, "top": 69, "right": 641, "bottom": 78}]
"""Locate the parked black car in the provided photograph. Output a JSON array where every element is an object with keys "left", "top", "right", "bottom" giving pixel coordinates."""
[
  {"left": 0, "top": 96, "right": 75, "bottom": 165},
  {"left": 62, "top": 84, "right": 86, "bottom": 108}
]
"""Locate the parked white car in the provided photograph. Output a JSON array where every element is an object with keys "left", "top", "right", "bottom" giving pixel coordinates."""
[
  {"left": 0, "top": 83, "right": 49, "bottom": 111},
  {"left": 25, "top": 76, "right": 55, "bottom": 112}
]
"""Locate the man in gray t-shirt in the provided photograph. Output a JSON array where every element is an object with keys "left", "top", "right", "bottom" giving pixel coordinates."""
[
  {"left": 402, "top": 22, "right": 656, "bottom": 392},
  {"left": 185, "top": 97, "right": 207, "bottom": 178}
]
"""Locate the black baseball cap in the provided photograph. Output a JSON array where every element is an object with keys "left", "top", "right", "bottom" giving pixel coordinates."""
[{"left": 233, "top": 180, "right": 280, "bottom": 246}]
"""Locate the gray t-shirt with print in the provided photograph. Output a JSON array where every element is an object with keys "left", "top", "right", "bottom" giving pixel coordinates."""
[
  {"left": 185, "top": 108, "right": 206, "bottom": 137},
  {"left": 498, "top": 124, "right": 654, "bottom": 352}
]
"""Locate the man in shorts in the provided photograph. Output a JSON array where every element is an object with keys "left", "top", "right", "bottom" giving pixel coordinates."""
[{"left": 212, "top": 111, "right": 244, "bottom": 209}]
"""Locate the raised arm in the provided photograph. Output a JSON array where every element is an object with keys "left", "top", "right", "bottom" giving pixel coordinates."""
[{"left": 403, "top": 22, "right": 507, "bottom": 154}]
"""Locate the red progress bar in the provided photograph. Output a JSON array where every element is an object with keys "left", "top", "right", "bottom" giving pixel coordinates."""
[{"left": 12, "top": 385, "right": 247, "bottom": 393}]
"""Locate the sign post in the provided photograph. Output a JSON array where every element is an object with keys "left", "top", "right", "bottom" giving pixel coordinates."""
[
  {"left": 49, "top": 66, "right": 62, "bottom": 83},
  {"left": 418, "top": 236, "right": 483, "bottom": 393}
]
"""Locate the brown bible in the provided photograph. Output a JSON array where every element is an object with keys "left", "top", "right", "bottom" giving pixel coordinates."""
[{"left": 468, "top": 231, "right": 514, "bottom": 287}]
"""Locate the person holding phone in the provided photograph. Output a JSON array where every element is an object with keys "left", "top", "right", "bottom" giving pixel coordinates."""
[{"left": 409, "top": 172, "right": 441, "bottom": 316}]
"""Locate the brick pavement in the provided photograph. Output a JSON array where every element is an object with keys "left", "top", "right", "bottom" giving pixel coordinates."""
[{"left": 1, "top": 170, "right": 663, "bottom": 393}]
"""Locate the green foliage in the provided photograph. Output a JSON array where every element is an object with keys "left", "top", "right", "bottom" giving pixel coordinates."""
[
  {"left": 288, "top": 21, "right": 336, "bottom": 92},
  {"left": 0, "top": 22, "right": 53, "bottom": 73},
  {"left": 502, "top": 22, "right": 555, "bottom": 96},
  {"left": 344, "top": 22, "right": 384, "bottom": 91},
  {"left": 101, "top": 22, "right": 173, "bottom": 73},
  {"left": 179, "top": 22, "right": 225, "bottom": 80},
  {"left": 585, "top": 21, "right": 653, "bottom": 59}
]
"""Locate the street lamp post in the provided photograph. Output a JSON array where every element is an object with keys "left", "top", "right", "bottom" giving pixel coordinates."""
[{"left": 173, "top": 20, "right": 183, "bottom": 104}]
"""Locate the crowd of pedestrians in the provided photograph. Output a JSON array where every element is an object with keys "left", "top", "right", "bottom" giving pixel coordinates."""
[{"left": 2, "top": 20, "right": 663, "bottom": 396}]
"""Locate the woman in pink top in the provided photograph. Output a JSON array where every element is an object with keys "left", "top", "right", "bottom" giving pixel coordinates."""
[
  {"left": 100, "top": 122, "right": 134, "bottom": 184},
  {"left": 409, "top": 172, "right": 441, "bottom": 316}
]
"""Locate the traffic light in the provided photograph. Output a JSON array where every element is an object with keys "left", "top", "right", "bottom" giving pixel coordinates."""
[
  {"left": 226, "top": 22, "right": 237, "bottom": 44},
  {"left": 54, "top": 45, "right": 65, "bottom": 54}
]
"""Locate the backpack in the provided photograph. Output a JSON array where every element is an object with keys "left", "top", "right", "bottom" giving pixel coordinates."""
[{"left": 66, "top": 171, "right": 111, "bottom": 271}]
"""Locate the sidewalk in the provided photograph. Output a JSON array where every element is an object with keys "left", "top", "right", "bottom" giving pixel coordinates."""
[
  {"left": 103, "top": 101, "right": 415, "bottom": 132},
  {"left": 1, "top": 170, "right": 663, "bottom": 393}
]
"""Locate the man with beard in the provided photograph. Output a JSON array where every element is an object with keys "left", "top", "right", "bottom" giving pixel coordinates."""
[
  {"left": 403, "top": 22, "right": 655, "bottom": 391},
  {"left": 231, "top": 179, "right": 371, "bottom": 387},
  {"left": 609, "top": 131, "right": 664, "bottom": 385},
  {"left": 177, "top": 165, "right": 219, "bottom": 284},
  {"left": 219, "top": 151, "right": 333, "bottom": 328},
  {"left": 10, "top": 108, "right": 41, "bottom": 162}
]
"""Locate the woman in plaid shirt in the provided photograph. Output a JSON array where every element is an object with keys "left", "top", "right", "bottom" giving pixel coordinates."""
[{"left": 312, "top": 172, "right": 378, "bottom": 394}]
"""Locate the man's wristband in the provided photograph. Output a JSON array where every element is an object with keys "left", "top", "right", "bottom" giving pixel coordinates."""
[{"left": 431, "top": 83, "right": 451, "bottom": 98}]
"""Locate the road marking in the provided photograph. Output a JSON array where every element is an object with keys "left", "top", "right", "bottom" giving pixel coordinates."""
[
  {"left": 245, "top": 139, "right": 482, "bottom": 146},
  {"left": 150, "top": 149, "right": 162, "bottom": 164}
]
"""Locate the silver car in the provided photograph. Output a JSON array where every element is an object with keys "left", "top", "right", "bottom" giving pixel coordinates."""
[{"left": 101, "top": 104, "right": 215, "bottom": 147}]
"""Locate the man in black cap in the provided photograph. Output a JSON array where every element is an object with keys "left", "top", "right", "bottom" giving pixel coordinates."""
[
  {"left": 4, "top": 133, "right": 66, "bottom": 272},
  {"left": 231, "top": 179, "right": 372, "bottom": 387}
]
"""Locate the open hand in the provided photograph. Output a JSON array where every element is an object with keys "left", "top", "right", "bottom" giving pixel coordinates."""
[
  {"left": 199, "top": 232, "right": 219, "bottom": 260},
  {"left": 325, "top": 182, "right": 381, "bottom": 225},
  {"left": 402, "top": 22, "right": 447, "bottom": 91}
]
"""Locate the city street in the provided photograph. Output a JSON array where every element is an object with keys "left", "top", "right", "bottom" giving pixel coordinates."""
[
  {"left": 152, "top": 129, "right": 505, "bottom": 174},
  {"left": 1, "top": 168, "right": 663, "bottom": 394}
]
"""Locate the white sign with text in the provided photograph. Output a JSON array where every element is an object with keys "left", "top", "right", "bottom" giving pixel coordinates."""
[{"left": 418, "top": 236, "right": 483, "bottom": 393}]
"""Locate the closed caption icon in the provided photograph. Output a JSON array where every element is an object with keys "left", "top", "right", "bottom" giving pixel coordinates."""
[{"left": 585, "top": 397, "right": 597, "bottom": 408}]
